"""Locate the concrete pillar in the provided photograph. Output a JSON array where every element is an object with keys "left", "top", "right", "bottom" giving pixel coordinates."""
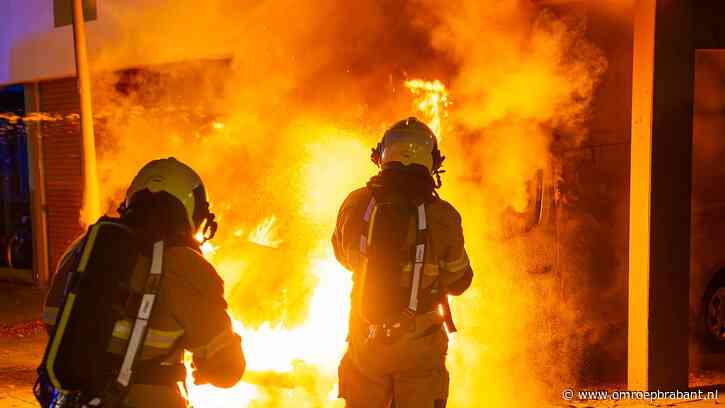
[
  {"left": 24, "top": 83, "right": 50, "bottom": 285},
  {"left": 628, "top": 0, "right": 694, "bottom": 391}
]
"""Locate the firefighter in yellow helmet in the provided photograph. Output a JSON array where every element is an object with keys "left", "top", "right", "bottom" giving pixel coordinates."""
[
  {"left": 41, "top": 158, "right": 245, "bottom": 407},
  {"left": 333, "top": 118, "right": 473, "bottom": 408}
]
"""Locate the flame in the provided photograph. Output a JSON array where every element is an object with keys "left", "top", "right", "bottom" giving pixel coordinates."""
[
  {"left": 181, "top": 88, "right": 444, "bottom": 404},
  {"left": 195, "top": 231, "right": 217, "bottom": 258},
  {"left": 174, "top": 124, "right": 369, "bottom": 406},
  {"left": 88, "top": 1, "right": 608, "bottom": 404},
  {"left": 155, "top": 113, "right": 375, "bottom": 406},
  {"left": 185, "top": 252, "right": 350, "bottom": 407},
  {"left": 247, "top": 216, "right": 283, "bottom": 248},
  {"left": 404, "top": 79, "right": 450, "bottom": 139}
]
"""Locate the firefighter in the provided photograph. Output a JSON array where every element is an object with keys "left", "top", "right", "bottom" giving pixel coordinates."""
[
  {"left": 41, "top": 158, "right": 245, "bottom": 407},
  {"left": 332, "top": 117, "right": 473, "bottom": 408}
]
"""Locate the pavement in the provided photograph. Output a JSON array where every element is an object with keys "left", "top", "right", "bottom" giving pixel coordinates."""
[
  {"left": 0, "top": 282, "right": 45, "bottom": 326},
  {"left": 0, "top": 282, "right": 46, "bottom": 407},
  {"left": 0, "top": 332, "right": 45, "bottom": 407}
]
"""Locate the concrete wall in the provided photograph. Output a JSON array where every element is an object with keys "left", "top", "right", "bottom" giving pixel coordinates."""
[
  {"left": 1, "top": 0, "right": 79, "bottom": 84},
  {"left": 0, "top": 0, "right": 230, "bottom": 85}
]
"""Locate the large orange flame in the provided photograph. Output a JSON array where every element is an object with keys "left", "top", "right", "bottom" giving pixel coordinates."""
[
  {"left": 404, "top": 79, "right": 450, "bottom": 139},
  {"left": 185, "top": 245, "right": 351, "bottom": 406},
  {"left": 89, "top": 2, "right": 607, "bottom": 403},
  {"left": 178, "top": 80, "right": 448, "bottom": 406}
]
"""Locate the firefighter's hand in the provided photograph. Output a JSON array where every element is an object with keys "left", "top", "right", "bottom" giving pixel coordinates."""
[
  {"left": 192, "top": 369, "right": 210, "bottom": 385},
  {"left": 191, "top": 343, "right": 246, "bottom": 388},
  {"left": 426, "top": 311, "right": 445, "bottom": 328}
]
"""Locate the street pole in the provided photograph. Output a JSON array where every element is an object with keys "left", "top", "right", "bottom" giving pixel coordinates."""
[
  {"left": 24, "top": 84, "right": 50, "bottom": 285},
  {"left": 71, "top": 0, "right": 100, "bottom": 224}
]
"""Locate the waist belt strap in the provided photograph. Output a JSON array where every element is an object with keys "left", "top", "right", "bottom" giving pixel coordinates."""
[{"left": 133, "top": 363, "right": 185, "bottom": 386}]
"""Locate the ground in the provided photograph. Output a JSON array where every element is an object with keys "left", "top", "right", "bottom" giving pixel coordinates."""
[
  {"left": 0, "top": 281, "right": 723, "bottom": 407},
  {"left": 0, "top": 332, "right": 45, "bottom": 407},
  {"left": 0, "top": 282, "right": 46, "bottom": 407}
]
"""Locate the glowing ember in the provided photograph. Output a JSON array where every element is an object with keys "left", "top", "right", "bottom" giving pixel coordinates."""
[
  {"left": 404, "top": 79, "right": 450, "bottom": 139},
  {"left": 247, "top": 216, "right": 283, "bottom": 248}
]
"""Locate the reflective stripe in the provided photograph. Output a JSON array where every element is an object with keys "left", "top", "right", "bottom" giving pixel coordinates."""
[
  {"left": 111, "top": 320, "right": 184, "bottom": 350},
  {"left": 76, "top": 224, "right": 101, "bottom": 274},
  {"left": 138, "top": 294, "right": 156, "bottom": 320},
  {"left": 366, "top": 206, "right": 378, "bottom": 246},
  {"left": 190, "top": 330, "right": 239, "bottom": 360},
  {"left": 415, "top": 243, "right": 425, "bottom": 263},
  {"left": 118, "top": 320, "right": 147, "bottom": 386},
  {"left": 118, "top": 240, "right": 165, "bottom": 387},
  {"left": 444, "top": 252, "right": 470, "bottom": 273},
  {"left": 357, "top": 257, "right": 369, "bottom": 317},
  {"left": 409, "top": 263, "right": 423, "bottom": 312},
  {"left": 356, "top": 197, "right": 377, "bottom": 320},
  {"left": 403, "top": 262, "right": 439, "bottom": 276},
  {"left": 42, "top": 306, "right": 60, "bottom": 325},
  {"left": 47, "top": 293, "right": 76, "bottom": 389},
  {"left": 363, "top": 197, "right": 376, "bottom": 222},
  {"left": 408, "top": 203, "right": 427, "bottom": 313},
  {"left": 45, "top": 223, "right": 101, "bottom": 390},
  {"left": 417, "top": 204, "right": 427, "bottom": 230}
]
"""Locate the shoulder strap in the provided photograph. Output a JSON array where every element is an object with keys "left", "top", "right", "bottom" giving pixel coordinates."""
[
  {"left": 117, "top": 240, "right": 165, "bottom": 387},
  {"left": 408, "top": 203, "right": 427, "bottom": 314},
  {"left": 355, "top": 197, "right": 376, "bottom": 322},
  {"left": 94, "top": 240, "right": 166, "bottom": 407},
  {"left": 39, "top": 222, "right": 99, "bottom": 392}
]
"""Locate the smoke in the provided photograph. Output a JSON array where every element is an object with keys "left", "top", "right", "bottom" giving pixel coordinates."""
[
  {"left": 408, "top": 1, "right": 608, "bottom": 404},
  {"left": 82, "top": 0, "right": 607, "bottom": 406}
]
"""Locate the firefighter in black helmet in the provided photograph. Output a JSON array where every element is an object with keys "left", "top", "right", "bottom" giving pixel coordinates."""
[
  {"left": 333, "top": 118, "right": 473, "bottom": 407},
  {"left": 42, "top": 158, "right": 245, "bottom": 407}
]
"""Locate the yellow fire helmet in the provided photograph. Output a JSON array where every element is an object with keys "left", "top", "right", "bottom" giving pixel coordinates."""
[
  {"left": 371, "top": 117, "right": 444, "bottom": 173},
  {"left": 123, "top": 157, "right": 217, "bottom": 240}
]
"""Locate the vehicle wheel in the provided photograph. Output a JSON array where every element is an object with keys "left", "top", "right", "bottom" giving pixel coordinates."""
[{"left": 702, "top": 270, "right": 725, "bottom": 352}]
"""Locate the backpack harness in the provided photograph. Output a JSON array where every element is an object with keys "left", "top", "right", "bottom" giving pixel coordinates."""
[
  {"left": 357, "top": 196, "right": 430, "bottom": 344},
  {"left": 35, "top": 220, "right": 168, "bottom": 408},
  {"left": 356, "top": 194, "right": 459, "bottom": 345}
]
